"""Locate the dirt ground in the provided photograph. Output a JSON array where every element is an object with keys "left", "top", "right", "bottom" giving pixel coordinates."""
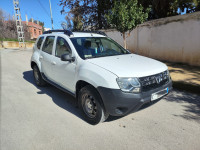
[{"left": 166, "top": 63, "right": 200, "bottom": 85}]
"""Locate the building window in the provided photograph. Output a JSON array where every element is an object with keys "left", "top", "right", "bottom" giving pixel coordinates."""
[{"left": 34, "top": 29, "right": 36, "bottom": 35}]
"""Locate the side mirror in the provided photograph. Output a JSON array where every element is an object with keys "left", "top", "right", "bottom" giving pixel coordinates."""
[{"left": 61, "top": 54, "right": 75, "bottom": 62}]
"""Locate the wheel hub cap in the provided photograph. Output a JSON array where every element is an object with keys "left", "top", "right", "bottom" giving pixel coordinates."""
[{"left": 83, "top": 95, "right": 97, "bottom": 118}]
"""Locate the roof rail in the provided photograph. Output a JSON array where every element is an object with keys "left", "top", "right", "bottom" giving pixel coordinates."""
[
  {"left": 73, "top": 30, "right": 107, "bottom": 36},
  {"left": 43, "top": 30, "right": 73, "bottom": 37}
]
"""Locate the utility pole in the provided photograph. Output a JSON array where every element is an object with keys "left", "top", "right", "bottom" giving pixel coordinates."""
[
  {"left": 49, "top": 0, "right": 54, "bottom": 30},
  {"left": 13, "top": 0, "right": 25, "bottom": 46}
]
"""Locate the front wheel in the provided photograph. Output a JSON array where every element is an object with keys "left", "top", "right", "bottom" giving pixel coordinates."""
[{"left": 78, "top": 85, "right": 109, "bottom": 125}]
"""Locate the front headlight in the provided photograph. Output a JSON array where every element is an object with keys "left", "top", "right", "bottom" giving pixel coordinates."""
[
  {"left": 116, "top": 77, "right": 141, "bottom": 93},
  {"left": 167, "top": 70, "right": 171, "bottom": 80}
]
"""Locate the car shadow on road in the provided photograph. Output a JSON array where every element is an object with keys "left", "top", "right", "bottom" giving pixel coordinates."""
[
  {"left": 24, "top": 70, "right": 177, "bottom": 123},
  {"left": 23, "top": 70, "right": 125, "bottom": 123},
  {"left": 23, "top": 70, "right": 86, "bottom": 122}
]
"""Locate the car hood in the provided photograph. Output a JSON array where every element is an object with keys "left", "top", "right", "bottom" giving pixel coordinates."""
[{"left": 86, "top": 54, "right": 168, "bottom": 77}]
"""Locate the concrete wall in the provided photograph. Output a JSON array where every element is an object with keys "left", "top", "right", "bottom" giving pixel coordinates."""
[
  {"left": 0, "top": 41, "right": 34, "bottom": 49},
  {"left": 103, "top": 12, "right": 200, "bottom": 66}
]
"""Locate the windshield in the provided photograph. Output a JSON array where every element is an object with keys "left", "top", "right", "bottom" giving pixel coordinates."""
[{"left": 70, "top": 37, "right": 130, "bottom": 59}]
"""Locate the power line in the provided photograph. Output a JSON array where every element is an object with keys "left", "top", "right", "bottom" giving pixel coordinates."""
[
  {"left": 36, "top": 0, "right": 50, "bottom": 17},
  {"left": 36, "top": 0, "right": 61, "bottom": 29}
]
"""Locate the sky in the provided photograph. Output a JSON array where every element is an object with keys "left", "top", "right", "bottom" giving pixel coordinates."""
[{"left": 0, "top": 0, "right": 69, "bottom": 29}]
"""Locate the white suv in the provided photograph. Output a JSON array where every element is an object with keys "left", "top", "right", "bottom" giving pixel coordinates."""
[{"left": 31, "top": 30, "right": 172, "bottom": 124}]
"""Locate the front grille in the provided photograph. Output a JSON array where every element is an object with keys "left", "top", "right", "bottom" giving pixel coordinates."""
[{"left": 139, "top": 71, "right": 169, "bottom": 92}]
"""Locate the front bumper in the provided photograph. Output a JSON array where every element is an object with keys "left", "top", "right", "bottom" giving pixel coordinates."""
[{"left": 97, "top": 80, "right": 172, "bottom": 116}]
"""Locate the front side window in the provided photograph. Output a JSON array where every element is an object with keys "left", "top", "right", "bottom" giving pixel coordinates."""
[
  {"left": 70, "top": 37, "right": 130, "bottom": 59},
  {"left": 37, "top": 36, "right": 44, "bottom": 49},
  {"left": 42, "top": 36, "right": 55, "bottom": 54},
  {"left": 55, "top": 37, "right": 71, "bottom": 57}
]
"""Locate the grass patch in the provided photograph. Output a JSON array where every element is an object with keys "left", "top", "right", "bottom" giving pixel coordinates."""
[
  {"left": 0, "top": 38, "right": 35, "bottom": 43},
  {"left": 0, "top": 38, "right": 18, "bottom": 42}
]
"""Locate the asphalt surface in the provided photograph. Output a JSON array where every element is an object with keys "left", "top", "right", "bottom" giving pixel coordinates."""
[{"left": 1, "top": 49, "right": 200, "bottom": 150}]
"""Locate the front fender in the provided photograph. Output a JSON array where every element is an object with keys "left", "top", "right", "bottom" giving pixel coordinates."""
[{"left": 77, "top": 62, "right": 119, "bottom": 89}]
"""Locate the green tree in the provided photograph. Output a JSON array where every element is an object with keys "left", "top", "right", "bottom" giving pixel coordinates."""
[
  {"left": 60, "top": 0, "right": 113, "bottom": 30},
  {"left": 62, "top": 0, "right": 84, "bottom": 30},
  {"left": 106, "top": 0, "right": 149, "bottom": 48},
  {"left": 60, "top": 0, "right": 200, "bottom": 30},
  {"left": 138, "top": 0, "right": 200, "bottom": 20}
]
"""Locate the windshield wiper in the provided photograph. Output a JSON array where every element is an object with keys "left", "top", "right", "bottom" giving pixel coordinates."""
[{"left": 85, "top": 53, "right": 123, "bottom": 59}]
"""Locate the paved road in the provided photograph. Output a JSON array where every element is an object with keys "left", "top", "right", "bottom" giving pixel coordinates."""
[{"left": 1, "top": 49, "right": 200, "bottom": 150}]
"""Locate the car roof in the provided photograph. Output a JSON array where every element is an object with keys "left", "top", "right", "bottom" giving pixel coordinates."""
[
  {"left": 71, "top": 32, "right": 105, "bottom": 38},
  {"left": 41, "top": 30, "right": 106, "bottom": 38}
]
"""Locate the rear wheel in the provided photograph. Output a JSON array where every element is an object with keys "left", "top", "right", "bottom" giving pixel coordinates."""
[
  {"left": 33, "top": 65, "right": 46, "bottom": 86},
  {"left": 78, "top": 85, "right": 109, "bottom": 125}
]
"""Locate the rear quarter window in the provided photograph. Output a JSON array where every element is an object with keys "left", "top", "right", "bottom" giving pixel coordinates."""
[{"left": 37, "top": 37, "right": 44, "bottom": 49}]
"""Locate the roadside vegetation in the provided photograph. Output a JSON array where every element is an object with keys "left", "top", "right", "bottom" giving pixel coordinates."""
[
  {"left": 0, "top": 9, "right": 31, "bottom": 42},
  {"left": 60, "top": 0, "right": 200, "bottom": 48},
  {"left": 0, "top": 38, "right": 35, "bottom": 43},
  {"left": 0, "top": 8, "right": 42, "bottom": 43},
  {"left": 105, "top": 0, "right": 149, "bottom": 48},
  {"left": 60, "top": 0, "right": 200, "bottom": 31}
]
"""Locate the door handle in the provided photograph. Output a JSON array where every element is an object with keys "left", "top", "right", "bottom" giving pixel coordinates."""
[
  {"left": 51, "top": 61, "right": 56, "bottom": 65},
  {"left": 39, "top": 56, "right": 43, "bottom": 60}
]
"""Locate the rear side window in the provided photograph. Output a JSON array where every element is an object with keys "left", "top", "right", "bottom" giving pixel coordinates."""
[
  {"left": 37, "top": 37, "right": 44, "bottom": 49},
  {"left": 55, "top": 37, "right": 71, "bottom": 57},
  {"left": 42, "top": 36, "right": 55, "bottom": 54}
]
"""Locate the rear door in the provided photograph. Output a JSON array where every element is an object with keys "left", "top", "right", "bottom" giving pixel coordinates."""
[
  {"left": 40, "top": 36, "right": 55, "bottom": 80},
  {"left": 35, "top": 36, "right": 44, "bottom": 51}
]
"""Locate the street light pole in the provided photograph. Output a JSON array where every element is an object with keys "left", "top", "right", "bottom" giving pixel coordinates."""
[{"left": 49, "top": 0, "right": 54, "bottom": 29}]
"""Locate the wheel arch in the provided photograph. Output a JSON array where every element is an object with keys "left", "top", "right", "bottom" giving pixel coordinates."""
[
  {"left": 76, "top": 80, "right": 106, "bottom": 110},
  {"left": 31, "top": 61, "right": 41, "bottom": 72},
  {"left": 31, "top": 61, "right": 37, "bottom": 69}
]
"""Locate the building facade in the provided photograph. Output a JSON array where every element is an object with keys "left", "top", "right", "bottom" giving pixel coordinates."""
[{"left": 22, "top": 21, "right": 42, "bottom": 39}]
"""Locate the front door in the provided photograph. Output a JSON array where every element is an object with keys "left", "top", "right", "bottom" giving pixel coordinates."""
[{"left": 52, "top": 36, "right": 76, "bottom": 93}]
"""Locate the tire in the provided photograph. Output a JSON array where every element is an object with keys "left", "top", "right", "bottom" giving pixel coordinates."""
[
  {"left": 78, "top": 85, "right": 109, "bottom": 125},
  {"left": 33, "top": 65, "right": 46, "bottom": 86}
]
